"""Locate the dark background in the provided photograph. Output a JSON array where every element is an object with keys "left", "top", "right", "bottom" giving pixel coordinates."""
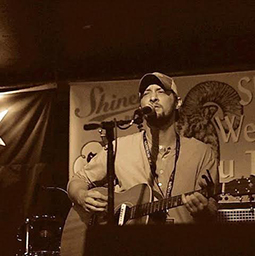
[
  {"left": 0, "top": 1, "right": 255, "bottom": 255},
  {"left": 1, "top": 1, "right": 255, "bottom": 85}
]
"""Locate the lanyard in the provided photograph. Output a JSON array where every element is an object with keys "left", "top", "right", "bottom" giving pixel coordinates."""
[{"left": 143, "top": 130, "right": 180, "bottom": 197}]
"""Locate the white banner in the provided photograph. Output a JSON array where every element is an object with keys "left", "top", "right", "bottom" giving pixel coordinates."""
[{"left": 70, "top": 70, "right": 255, "bottom": 182}]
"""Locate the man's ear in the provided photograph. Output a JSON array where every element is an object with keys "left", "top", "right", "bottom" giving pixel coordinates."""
[{"left": 176, "top": 97, "right": 182, "bottom": 109}]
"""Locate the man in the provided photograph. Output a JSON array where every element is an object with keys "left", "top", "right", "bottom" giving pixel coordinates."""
[{"left": 68, "top": 72, "right": 219, "bottom": 224}]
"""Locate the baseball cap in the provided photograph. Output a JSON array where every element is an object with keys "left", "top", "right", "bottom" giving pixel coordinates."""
[{"left": 139, "top": 72, "right": 178, "bottom": 97}]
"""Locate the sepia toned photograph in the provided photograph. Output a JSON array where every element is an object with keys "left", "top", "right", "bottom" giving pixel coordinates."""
[{"left": 0, "top": 1, "right": 255, "bottom": 256}]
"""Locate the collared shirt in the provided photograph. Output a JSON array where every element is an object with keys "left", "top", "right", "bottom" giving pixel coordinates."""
[{"left": 73, "top": 132, "right": 219, "bottom": 223}]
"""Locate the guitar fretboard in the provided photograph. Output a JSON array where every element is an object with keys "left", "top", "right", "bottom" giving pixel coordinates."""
[{"left": 129, "top": 189, "right": 205, "bottom": 219}]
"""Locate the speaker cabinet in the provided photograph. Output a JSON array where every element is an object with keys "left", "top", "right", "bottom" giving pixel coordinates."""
[{"left": 218, "top": 208, "right": 255, "bottom": 222}]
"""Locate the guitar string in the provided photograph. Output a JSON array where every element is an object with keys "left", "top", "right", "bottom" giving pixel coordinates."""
[{"left": 130, "top": 193, "right": 189, "bottom": 219}]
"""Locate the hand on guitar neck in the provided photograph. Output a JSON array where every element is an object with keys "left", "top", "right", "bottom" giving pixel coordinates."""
[
  {"left": 182, "top": 192, "right": 213, "bottom": 218},
  {"left": 182, "top": 171, "right": 218, "bottom": 219}
]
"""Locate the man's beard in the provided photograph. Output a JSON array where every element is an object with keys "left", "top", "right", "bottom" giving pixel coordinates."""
[{"left": 145, "top": 112, "right": 173, "bottom": 128}]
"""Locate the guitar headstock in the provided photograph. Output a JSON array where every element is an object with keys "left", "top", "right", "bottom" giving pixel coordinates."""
[{"left": 223, "top": 175, "right": 255, "bottom": 196}]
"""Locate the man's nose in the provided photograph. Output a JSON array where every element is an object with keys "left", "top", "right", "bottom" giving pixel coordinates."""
[{"left": 149, "top": 93, "right": 158, "bottom": 103}]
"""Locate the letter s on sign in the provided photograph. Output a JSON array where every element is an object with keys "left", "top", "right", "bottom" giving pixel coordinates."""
[{"left": 238, "top": 76, "right": 253, "bottom": 106}]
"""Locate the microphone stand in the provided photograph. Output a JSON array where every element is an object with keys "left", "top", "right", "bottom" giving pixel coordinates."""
[
  {"left": 104, "top": 121, "right": 115, "bottom": 225},
  {"left": 84, "top": 117, "right": 142, "bottom": 225}
]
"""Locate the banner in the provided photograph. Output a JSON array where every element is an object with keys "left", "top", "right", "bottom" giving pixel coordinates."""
[
  {"left": 69, "top": 70, "right": 255, "bottom": 183},
  {"left": 0, "top": 84, "right": 56, "bottom": 255}
]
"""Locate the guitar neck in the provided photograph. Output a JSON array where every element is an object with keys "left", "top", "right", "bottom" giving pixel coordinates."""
[{"left": 129, "top": 188, "right": 205, "bottom": 219}]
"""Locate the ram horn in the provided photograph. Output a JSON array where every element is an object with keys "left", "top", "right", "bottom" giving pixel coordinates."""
[{"left": 177, "top": 80, "right": 243, "bottom": 161}]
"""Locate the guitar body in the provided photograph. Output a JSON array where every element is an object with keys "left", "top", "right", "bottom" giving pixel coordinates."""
[
  {"left": 60, "top": 175, "right": 255, "bottom": 256},
  {"left": 60, "top": 183, "right": 152, "bottom": 256}
]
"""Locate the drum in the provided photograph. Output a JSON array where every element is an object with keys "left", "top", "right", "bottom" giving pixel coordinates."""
[{"left": 17, "top": 215, "right": 63, "bottom": 255}]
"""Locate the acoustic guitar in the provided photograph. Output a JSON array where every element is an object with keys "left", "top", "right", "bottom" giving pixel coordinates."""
[{"left": 60, "top": 176, "right": 255, "bottom": 256}]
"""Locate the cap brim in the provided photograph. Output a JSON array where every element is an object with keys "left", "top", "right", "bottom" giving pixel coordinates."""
[{"left": 139, "top": 74, "right": 165, "bottom": 95}]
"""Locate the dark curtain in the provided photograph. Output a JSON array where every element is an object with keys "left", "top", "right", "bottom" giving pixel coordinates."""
[{"left": 0, "top": 87, "right": 67, "bottom": 255}]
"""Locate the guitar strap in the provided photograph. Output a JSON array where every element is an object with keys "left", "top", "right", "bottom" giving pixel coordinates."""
[{"left": 143, "top": 130, "right": 180, "bottom": 198}]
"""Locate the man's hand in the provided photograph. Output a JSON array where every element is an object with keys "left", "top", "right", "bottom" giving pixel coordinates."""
[
  {"left": 182, "top": 192, "right": 208, "bottom": 216},
  {"left": 77, "top": 189, "right": 108, "bottom": 213}
]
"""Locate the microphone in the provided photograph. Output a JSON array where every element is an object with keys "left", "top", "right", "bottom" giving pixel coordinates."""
[{"left": 134, "top": 106, "right": 155, "bottom": 116}]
